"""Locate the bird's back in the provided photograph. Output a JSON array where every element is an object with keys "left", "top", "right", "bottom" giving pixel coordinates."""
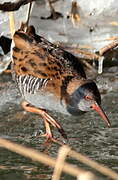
[{"left": 12, "top": 26, "right": 86, "bottom": 112}]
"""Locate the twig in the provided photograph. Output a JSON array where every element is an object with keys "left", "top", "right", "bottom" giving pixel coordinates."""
[
  {"left": 0, "top": 138, "right": 118, "bottom": 179},
  {"left": 52, "top": 145, "right": 70, "bottom": 180},
  {"left": 0, "top": 0, "right": 35, "bottom": 12},
  {"left": 25, "top": 2, "right": 33, "bottom": 28},
  {"left": 8, "top": 12, "right": 15, "bottom": 37},
  {"left": 99, "top": 40, "right": 118, "bottom": 56},
  {"left": 69, "top": 149, "right": 118, "bottom": 180},
  {"left": 70, "top": 0, "right": 80, "bottom": 25},
  {"left": 0, "top": 138, "right": 96, "bottom": 179},
  {"left": 65, "top": 47, "right": 99, "bottom": 61}
]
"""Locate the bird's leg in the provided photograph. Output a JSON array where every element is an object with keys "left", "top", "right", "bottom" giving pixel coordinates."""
[
  {"left": 21, "top": 101, "right": 67, "bottom": 141},
  {"left": 42, "top": 119, "right": 65, "bottom": 145},
  {"left": 42, "top": 118, "right": 53, "bottom": 140}
]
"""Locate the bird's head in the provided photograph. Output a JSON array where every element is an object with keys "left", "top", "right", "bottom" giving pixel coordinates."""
[{"left": 66, "top": 79, "right": 111, "bottom": 127}]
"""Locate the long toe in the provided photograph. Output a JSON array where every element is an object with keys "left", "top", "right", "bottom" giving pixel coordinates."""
[
  {"left": 58, "top": 127, "right": 68, "bottom": 140},
  {"left": 41, "top": 133, "right": 66, "bottom": 146}
]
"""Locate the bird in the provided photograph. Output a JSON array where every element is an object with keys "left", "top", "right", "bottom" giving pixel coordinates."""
[{"left": 11, "top": 25, "right": 111, "bottom": 143}]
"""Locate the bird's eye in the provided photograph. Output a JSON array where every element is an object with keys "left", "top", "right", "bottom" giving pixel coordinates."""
[{"left": 84, "top": 95, "right": 92, "bottom": 101}]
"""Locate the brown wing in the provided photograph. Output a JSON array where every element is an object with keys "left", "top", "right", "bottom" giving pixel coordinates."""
[
  {"left": 13, "top": 31, "right": 61, "bottom": 80},
  {"left": 12, "top": 27, "right": 86, "bottom": 99},
  {"left": 13, "top": 29, "right": 86, "bottom": 79}
]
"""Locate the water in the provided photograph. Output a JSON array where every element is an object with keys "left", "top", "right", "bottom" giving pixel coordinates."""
[{"left": 0, "top": 68, "right": 118, "bottom": 180}]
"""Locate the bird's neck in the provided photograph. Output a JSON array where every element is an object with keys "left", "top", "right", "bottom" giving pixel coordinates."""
[{"left": 66, "top": 78, "right": 87, "bottom": 96}]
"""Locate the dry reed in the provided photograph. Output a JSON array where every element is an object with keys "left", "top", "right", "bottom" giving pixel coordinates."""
[
  {"left": 0, "top": 138, "right": 97, "bottom": 180},
  {"left": 0, "top": 138, "right": 118, "bottom": 180}
]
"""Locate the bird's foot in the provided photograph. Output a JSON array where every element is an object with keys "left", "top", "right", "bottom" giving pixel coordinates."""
[
  {"left": 41, "top": 133, "right": 66, "bottom": 146},
  {"left": 21, "top": 101, "right": 67, "bottom": 144},
  {"left": 42, "top": 111, "right": 67, "bottom": 140}
]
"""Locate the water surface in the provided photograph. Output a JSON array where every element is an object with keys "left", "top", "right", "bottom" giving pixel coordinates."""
[{"left": 0, "top": 70, "right": 118, "bottom": 180}]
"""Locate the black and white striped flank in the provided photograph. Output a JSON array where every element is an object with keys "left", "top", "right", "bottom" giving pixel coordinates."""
[{"left": 15, "top": 74, "right": 48, "bottom": 96}]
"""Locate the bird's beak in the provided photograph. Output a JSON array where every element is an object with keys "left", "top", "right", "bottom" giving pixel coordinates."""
[{"left": 91, "top": 102, "right": 111, "bottom": 127}]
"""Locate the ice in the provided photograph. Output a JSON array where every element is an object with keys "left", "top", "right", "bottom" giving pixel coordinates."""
[
  {"left": 98, "top": 56, "right": 104, "bottom": 74},
  {"left": 0, "top": 53, "right": 11, "bottom": 74}
]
